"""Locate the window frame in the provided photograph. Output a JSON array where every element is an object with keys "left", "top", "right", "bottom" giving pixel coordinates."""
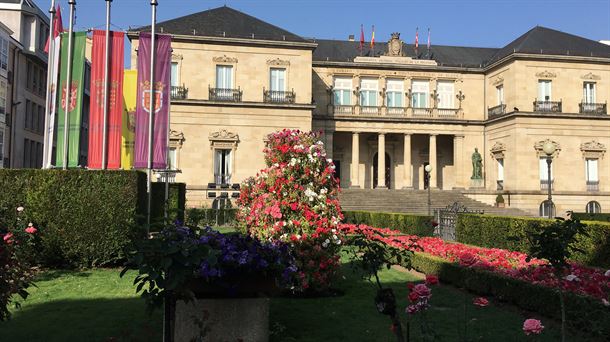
[
  {"left": 496, "top": 84, "right": 504, "bottom": 105},
  {"left": 214, "top": 148, "right": 232, "bottom": 185},
  {"left": 586, "top": 201, "right": 601, "bottom": 214},
  {"left": 269, "top": 67, "right": 286, "bottom": 92},
  {"left": 411, "top": 80, "right": 429, "bottom": 108},
  {"left": 333, "top": 77, "right": 352, "bottom": 106},
  {"left": 170, "top": 62, "right": 179, "bottom": 87},
  {"left": 537, "top": 80, "right": 552, "bottom": 101},
  {"left": 585, "top": 158, "right": 598, "bottom": 182},
  {"left": 385, "top": 78, "right": 404, "bottom": 108},
  {"left": 215, "top": 65, "right": 234, "bottom": 89},
  {"left": 437, "top": 80, "right": 455, "bottom": 109},
  {"left": 583, "top": 82, "right": 596, "bottom": 104},
  {"left": 359, "top": 78, "right": 378, "bottom": 107}
]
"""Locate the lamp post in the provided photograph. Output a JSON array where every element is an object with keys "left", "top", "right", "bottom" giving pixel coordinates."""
[
  {"left": 425, "top": 164, "right": 433, "bottom": 216},
  {"left": 542, "top": 141, "right": 556, "bottom": 219}
]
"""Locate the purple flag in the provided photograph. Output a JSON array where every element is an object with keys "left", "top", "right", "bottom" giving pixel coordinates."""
[{"left": 134, "top": 32, "right": 171, "bottom": 169}]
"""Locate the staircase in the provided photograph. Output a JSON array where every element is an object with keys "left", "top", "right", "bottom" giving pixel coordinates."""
[{"left": 339, "top": 189, "right": 533, "bottom": 217}]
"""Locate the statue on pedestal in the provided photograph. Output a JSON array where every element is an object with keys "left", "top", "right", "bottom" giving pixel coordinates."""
[{"left": 471, "top": 148, "right": 483, "bottom": 180}]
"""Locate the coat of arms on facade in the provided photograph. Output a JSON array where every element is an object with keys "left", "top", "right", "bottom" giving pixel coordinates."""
[
  {"left": 141, "top": 80, "right": 164, "bottom": 114},
  {"left": 61, "top": 80, "right": 78, "bottom": 112},
  {"left": 387, "top": 32, "right": 403, "bottom": 57}
]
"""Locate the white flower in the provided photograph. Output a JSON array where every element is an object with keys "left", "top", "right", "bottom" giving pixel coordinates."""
[
  {"left": 16, "top": 206, "right": 24, "bottom": 212},
  {"left": 605, "top": 270, "right": 610, "bottom": 277},
  {"left": 603, "top": 299, "right": 610, "bottom": 307},
  {"left": 327, "top": 158, "right": 333, "bottom": 163},
  {"left": 564, "top": 274, "right": 579, "bottom": 282},
  {"left": 28, "top": 223, "right": 33, "bottom": 227},
  {"left": 320, "top": 188, "right": 328, "bottom": 195}
]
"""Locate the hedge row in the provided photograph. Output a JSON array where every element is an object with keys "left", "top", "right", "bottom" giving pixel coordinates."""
[
  {"left": 342, "top": 211, "right": 435, "bottom": 237},
  {"left": 571, "top": 212, "right": 610, "bottom": 223},
  {"left": 0, "top": 170, "right": 185, "bottom": 267},
  {"left": 185, "top": 208, "right": 238, "bottom": 227},
  {"left": 410, "top": 252, "right": 610, "bottom": 338},
  {"left": 456, "top": 214, "right": 610, "bottom": 269},
  {"left": 150, "top": 182, "right": 186, "bottom": 224}
]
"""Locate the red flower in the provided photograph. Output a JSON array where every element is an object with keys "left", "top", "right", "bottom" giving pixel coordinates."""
[
  {"left": 459, "top": 253, "right": 477, "bottom": 267},
  {"left": 473, "top": 297, "right": 489, "bottom": 307},
  {"left": 408, "top": 291, "right": 420, "bottom": 302},
  {"left": 3, "top": 232, "right": 14, "bottom": 244},
  {"left": 407, "top": 283, "right": 415, "bottom": 290},
  {"left": 425, "top": 274, "right": 439, "bottom": 285},
  {"left": 412, "top": 284, "right": 432, "bottom": 299}
]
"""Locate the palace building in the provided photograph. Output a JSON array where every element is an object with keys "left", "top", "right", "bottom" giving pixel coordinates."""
[{"left": 127, "top": 6, "right": 610, "bottom": 216}]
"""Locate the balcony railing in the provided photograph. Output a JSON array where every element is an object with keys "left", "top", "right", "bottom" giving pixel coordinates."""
[
  {"left": 263, "top": 89, "right": 296, "bottom": 104},
  {"left": 214, "top": 174, "right": 232, "bottom": 185},
  {"left": 533, "top": 100, "right": 562, "bottom": 113},
  {"left": 497, "top": 180, "right": 504, "bottom": 190},
  {"left": 412, "top": 107, "right": 433, "bottom": 117},
  {"left": 387, "top": 107, "right": 407, "bottom": 116},
  {"left": 488, "top": 104, "right": 506, "bottom": 117},
  {"left": 587, "top": 180, "right": 599, "bottom": 192},
  {"left": 360, "top": 106, "right": 381, "bottom": 115},
  {"left": 170, "top": 85, "right": 188, "bottom": 100},
  {"left": 333, "top": 105, "right": 354, "bottom": 115},
  {"left": 540, "top": 179, "right": 554, "bottom": 191},
  {"left": 209, "top": 87, "right": 242, "bottom": 102},
  {"left": 437, "top": 108, "right": 459, "bottom": 117},
  {"left": 579, "top": 102, "right": 607, "bottom": 115}
]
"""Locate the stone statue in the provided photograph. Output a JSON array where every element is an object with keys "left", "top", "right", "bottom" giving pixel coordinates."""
[{"left": 471, "top": 148, "right": 483, "bottom": 180}]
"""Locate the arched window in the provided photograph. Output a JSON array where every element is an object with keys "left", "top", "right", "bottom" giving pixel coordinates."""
[
  {"left": 586, "top": 201, "right": 601, "bottom": 214},
  {"left": 539, "top": 200, "right": 556, "bottom": 218}
]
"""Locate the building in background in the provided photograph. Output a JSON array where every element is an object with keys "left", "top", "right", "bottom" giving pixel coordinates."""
[{"left": 128, "top": 6, "right": 610, "bottom": 216}]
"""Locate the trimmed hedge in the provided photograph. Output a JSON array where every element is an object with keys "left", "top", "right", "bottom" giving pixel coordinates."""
[
  {"left": 456, "top": 214, "right": 610, "bottom": 268},
  {"left": 572, "top": 212, "right": 610, "bottom": 223},
  {"left": 343, "top": 211, "right": 434, "bottom": 237},
  {"left": 0, "top": 169, "right": 186, "bottom": 267},
  {"left": 410, "top": 252, "right": 610, "bottom": 338},
  {"left": 150, "top": 182, "right": 186, "bottom": 223},
  {"left": 185, "top": 208, "right": 238, "bottom": 227}
]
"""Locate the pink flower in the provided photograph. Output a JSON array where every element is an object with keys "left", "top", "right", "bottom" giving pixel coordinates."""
[
  {"left": 412, "top": 284, "right": 432, "bottom": 299},
  {"left": 602, "top": 299, "right": 609, "bottom": 307},
  {"left": 459, "top": 253, "right": 477, "bottom": 267},
  {"left": 604, "top": 270, "right": 610, "bottom": 278},
  {"left": 425, "top": 274, "right": 439, "bottom": 285},
  {"left": 523, "top": 319, "right": 544, "bottom": 335},
  {"left": 25, "top": 226, "right": 37, "bottom": 234},
  {"left": 473, "top": 297, "right": 489, "bottom": 307},
  {"left": 406, "top": 304, "right": 419, "bottom": 314},
  {"left": 3, "top": 232, "right": 14, "bottom": 244}
]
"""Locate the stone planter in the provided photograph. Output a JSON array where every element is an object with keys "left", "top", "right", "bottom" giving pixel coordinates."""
[{"left": 174, "top": 297, "right": 270, "bottom": 342}]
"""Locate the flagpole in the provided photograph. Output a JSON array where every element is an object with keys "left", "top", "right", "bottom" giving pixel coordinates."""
[
  {"left": 101, "top": 0, "right": 112, "bottom": 169},
  {"left": 43, "top": 0, "right": 56, "bottom": 169},
  {"left": 147, "top": 0, "right": 158, "bottom": 235},
  {"left": 63, "top": 0, "right": 76, "bottom": 170}
]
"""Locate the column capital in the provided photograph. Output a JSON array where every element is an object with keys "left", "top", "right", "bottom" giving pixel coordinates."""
[
  {"left": 429, "top": 133, "right": 439, "bottom": 137},
  {"left": 352, "top": 131, "right": 360, "bottom": 135},
  {"left": 378, "top": 132, "right": 386, "bottom": 136},
  {"left": 454, "top": 134, "right": 465, "bottom": 139},
  {"left": 403, "top": 132, "right": 413, "bottom": 137}
]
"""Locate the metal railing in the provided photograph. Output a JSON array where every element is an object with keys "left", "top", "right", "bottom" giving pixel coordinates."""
[
  {"left": 333, "top": 105, "right": 354, "bottom": 115},
  {"left": 387, "top": 107, "right": 407, "bottom": 116},
  {"left": 263, "top": 89, "right": 296, "bottom": 104},
  {"left": 488, "top": 104, "right": 506, "bottom": 117},
  {"left": 540, "top": 179, "right": 554, "bottom": 191},
  {"left": 587, "top": 180, "right": 599, "bottom": 192},
  {"left": 170, "top": 85, "right": 188, "bottom": 100},
  {"left": 360, "top": 106, "right": 381, "bottom": 115},
  {"left": 209, "top": 87, "right": 242, "bottom": 102},
  {"left": 579, "top": 102, "right": 607, "bottom": 115},
  {"left": 497, "top": 180, "right": 504, "bottom": 190},
  {"left": 437, "top": 108, "right": 459, "bottom": 117},
  {"left": 412, "top": 107, "right": 433, "bottom": 117},
  {"left": 533, "top": 100, "right": 562, "bottom": 113},
  {"left": 214, "top": 174, "right": 232, "bottom": 185}
]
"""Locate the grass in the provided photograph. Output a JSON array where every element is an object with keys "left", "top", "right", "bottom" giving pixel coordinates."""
[{"left": 0, "top": 259, "right": 588, "bottom": 341}]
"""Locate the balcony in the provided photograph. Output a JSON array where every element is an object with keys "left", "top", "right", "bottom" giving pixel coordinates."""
[
  {"left": 488, "top": 104, "right": 506, "bottom": 117},
  {"left": 209, "top": 87, "right": 243, "bottom": 102},
  {"left": 533, "top": 100, "right": 562, "bottom": 113},
  {"left": 540, "top": 179, "right": 554, "bottom": 191},
  {"left": 333, "top": 105, "right": 354, "bottom": 115},
  {"left": 359, "top": 106, "right": 381, "bottom": 115},
  {"left": 437, "top": 108, "right": 459, "bottom": 118},
  {"left": 587, "top": 180, "right": 599, "bottom": 192},
  {"left": 170, "top": 85, "right": 188, "bottom": 100},
  {"left": 387, "top": 107, "right": 407, "bottom": 116},
  {"left": 412, "top": 107, "right": 433, "bottom": 117},
  {"left": 579, "top": 102, "right": 607, "bottom": 115},
  {"left": 263, "top": 89, "right": 296, "bottom": 104}
]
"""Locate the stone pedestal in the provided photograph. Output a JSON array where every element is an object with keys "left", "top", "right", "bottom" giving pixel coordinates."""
[
  {"left": 470, "top": 179, "right": 484, "bottom": 188},
  {"left": 174, "top": 298, "right": 270, "bottom": 342}
]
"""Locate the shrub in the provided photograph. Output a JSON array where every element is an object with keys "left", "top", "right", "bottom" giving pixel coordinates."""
[
  {"left": 0, "top": 169, "right": 185, "bottom": 267},
  {"left": 150, "top": 182, "right": 186, "bottom": 224},
  {"left": 343, "top": 211, "right": 434, "bottom": 236},
  {"left": 185, "top": 208, "right": 238, "bottom": 227},
  {"left": 456, "top": 214, "right": 610, "bottom": 268},
  {"left": 410, "top": 252, "right": 610, "bottom": 338},
  {"left": 571, "top": 213, "right": 610, "bottom": 223}
]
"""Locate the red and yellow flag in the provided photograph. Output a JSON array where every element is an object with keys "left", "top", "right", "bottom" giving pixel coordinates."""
[{"left": 370, "top": 25, "right": 375, "bottom": 49}]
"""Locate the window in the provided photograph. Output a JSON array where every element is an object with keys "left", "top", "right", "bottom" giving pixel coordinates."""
[
  {"left": 386, "top": 79, "right": 403, "bottom": 108},
  {"left": 411, "top": 80, "right": 429, "bottom": 108},
  {"left": 437, "top": 81, "right": 454, "bottom": 109},
  {"left": 270, "top": 68, "right": 286, "bottom": 92},
  {"left": 25, "top": 100, "right": 31, "bottom": 130},
  {"left": 0, "top": 79, "right": 6, "bottom": 123},
  {"left": 586, "top": 201, "right": 601, "bottom": 214},
  {"left": 214, "top": 149, "right": 232, "bottom": 185},
  {"left": 538, "top": 80, "right": 552, "bottom": 101},
  {"left": 23, "top": 138, "right": 30, "bottom": 168},
  {"left": 170, "top": 62, "right": 179, "bottom": 87},
  {"left": 539, "top": 200, "right": 556, "bottom": 218},
  {"left": 583, "top": 82, "right": 596, "bottom": 104},
  {"left": 0, "top": 37, "right": 8, "bottom": 72},
  {"left": 215, "top": 65, "right": 233, "bottom": 89},
  {"left": 38, "top": 105, "right": 44, "bottom": 134},
  {"left": 26, "top": 61, "right": 33, "bottom": 90},
  {"left": 333, "top": 77, "right": 352, "bottom": 106},
  {"left": 539, "top": 157, "right": 552, "bottom": 180},
  {"left": 0, "top": 127, "right": 4, "bottom": 168},
  {"left": 586, "top": 158, "right": 598, "bottom": 182},
  {"left": 168, "top": 147, "right": 177, "bottom": 170},
  {"left": 496, "top": 85, "right": 504, "bottom": 105},
  {"left": 497, "top": 158, "right": 504, "bottom": 190},
  {"left": 359, "top": 78, "right": 378, "bottom": 106}
]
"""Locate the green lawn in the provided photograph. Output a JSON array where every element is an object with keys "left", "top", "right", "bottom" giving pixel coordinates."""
[{"left": 0, "top": 262, "right": 588, "bottom": 341}]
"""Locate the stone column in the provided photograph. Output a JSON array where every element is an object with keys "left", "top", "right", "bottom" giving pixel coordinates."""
[
  {"left": 351, "top": 132, "right": 360, "bottom": 188},
  {"left": 429, "top": 134, "right": 437, "bottom": 189},
  {"left": 377, "top": 133, "right": 386, "bottom": 188},
  {"left": 403, "top": 133, "right": 412, "bottom": 189},
  {"left": 453, "top": 135, "right": 464, "bottom": 189},
  {"left": 325, "top": 131, "right": 334, "bottom": 159}
]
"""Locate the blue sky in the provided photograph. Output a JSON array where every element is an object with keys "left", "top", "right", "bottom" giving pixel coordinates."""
[{"left": 34, "top": 0, "right": 610, "bottom": 67}]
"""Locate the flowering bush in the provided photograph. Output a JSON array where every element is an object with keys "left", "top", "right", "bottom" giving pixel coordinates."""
[
  {"left": 0, "top": 206, "right": 38, "bottom": 321},
  {"left": 523, "top": 318, "right": 545, "bottom": 335},
  {"left": 238, "top": 129, "right": 344, "bottom": 292}
]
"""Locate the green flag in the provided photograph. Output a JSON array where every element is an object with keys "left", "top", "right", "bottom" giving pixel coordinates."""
[{"left": 55, "top": 31, "right": 86, "bottom": 168}]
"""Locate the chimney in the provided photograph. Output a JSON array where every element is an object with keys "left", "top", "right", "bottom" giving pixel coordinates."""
[{"left": 348, "top": 34, "right": 355, "bottom": 41}]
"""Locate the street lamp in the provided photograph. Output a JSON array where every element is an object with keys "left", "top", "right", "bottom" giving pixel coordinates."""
[
  {"left": 425, "top": 164, "right": 433, "bottom": 216},
  {"left": 542, "top": 141, "right": 556, "bottom": 219}
]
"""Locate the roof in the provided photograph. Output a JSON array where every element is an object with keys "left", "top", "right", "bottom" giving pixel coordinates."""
[
  {"left": 312, "top": 39, "right": 498, "bottom": 67},
  {"left": 487, "top": 26, "right": 610, "bottom": 63},
  {"left": 136, "top": 6, "right": 307, "bottom": 43}
]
